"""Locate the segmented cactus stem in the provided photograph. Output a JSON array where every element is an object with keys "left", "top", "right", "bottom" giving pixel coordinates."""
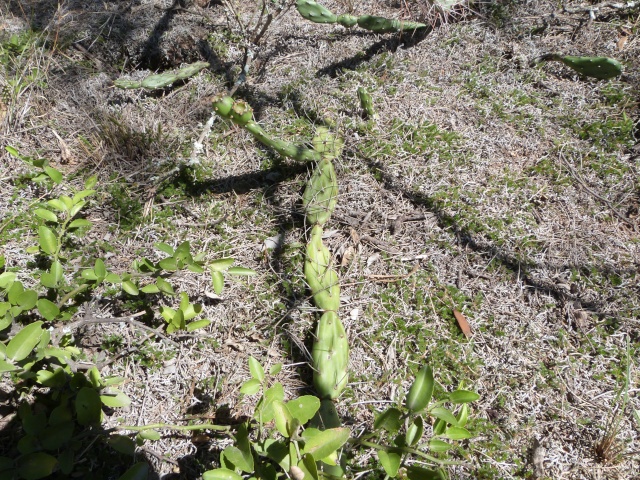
[
  {"left": 211, "top": 95, "right": 322, "bottom": 162},
  {"left": 296, "top": 0, "right": 426, "bottom": 32}
]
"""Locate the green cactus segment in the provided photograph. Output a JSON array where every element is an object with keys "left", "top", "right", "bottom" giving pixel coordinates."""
[
  {"left": 559, "top": 55, "right": 623, "bottom": 80},
  {"left": 243, "top": 122, "right": 322, "bottom": 162},
  {"left": 114, "top": 61, "right": 209, "bottom": 90},
  {"left": 357, "top": 87, "right": 377, "bottom": 119},
  {"left": 304, "top": 252, "right": 340, "bottom": 312},
  {"left": 296, "top": 0, "right": 338, "bottom": 23},
  {"left": 211, "top": 95, "right": 322, "bottom": 162},
  {"left": 303, "top": 159, "right": 338, "bottom": 226},
  {"left": 337, "top": 14, "right": 357, "bottom": 28},
  {"left": 230, "top": 100, "right": 253, "bottom": 126},
  {"left": 212, "top": 94, "right": 234, "bottom": 118},
  {"left": 312, "top": 127, "right": 344, "bottom": 160},
  {"left": 357, "top": 15, "right": 426, "bottom": 33},
  {"left": 312, "top": 311, "right": 349, "bottom": 399}
]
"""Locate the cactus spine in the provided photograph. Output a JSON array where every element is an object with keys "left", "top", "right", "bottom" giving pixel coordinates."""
[{"left": 296, "top": 0, "right": 426, "bottom": 33}]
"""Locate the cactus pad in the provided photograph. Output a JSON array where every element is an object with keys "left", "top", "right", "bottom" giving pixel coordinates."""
[
  {"left": 303, "top": 159, "right": 338, "bottom": 226},
  {"left": 296, "top": 0, "right": 338, "bottom": 23},
  {"left": 559, "top": 55, "right": 623, "bottom": 80},
  {"left": 114, "top": 61, "right": 209, "bottom": 90},
  {"left": 357, "top": 15, "right": 426, "bottom": 33}
]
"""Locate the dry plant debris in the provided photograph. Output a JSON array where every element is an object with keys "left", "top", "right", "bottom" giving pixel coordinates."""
[{"left": 1, "top": 0, "right": 639, "bottom": 478}]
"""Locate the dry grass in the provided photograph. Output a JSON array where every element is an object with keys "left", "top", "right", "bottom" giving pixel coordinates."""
[{"left": 1, "top": 0, "right": 639, "bottom": 478}]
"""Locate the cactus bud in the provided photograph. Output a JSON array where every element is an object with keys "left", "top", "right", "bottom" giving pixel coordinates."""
[
  {"left": 230, "top": 100, "right": 253, "bottom": 126},
  {"left": 212, "top": 94, "right": 234, "bottom": 118}
]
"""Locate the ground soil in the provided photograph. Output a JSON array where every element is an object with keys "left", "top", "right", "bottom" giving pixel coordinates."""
[{"left": 1, "top": 0, "right": 639, "bottom": 479}]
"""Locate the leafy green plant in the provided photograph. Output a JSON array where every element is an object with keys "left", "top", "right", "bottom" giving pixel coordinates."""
[
  {"left": 0, "top": 147, "right": 255, "bottom": 478},
  {"left": 200, "top": 358, "right": 478, "bottom": 479}
]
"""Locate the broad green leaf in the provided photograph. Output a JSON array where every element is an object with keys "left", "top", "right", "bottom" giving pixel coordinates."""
[
  {"left": 0, "top": 360, "right": 18, "bottom": 373},
  {"left": 174, "top": 241, "right": 192, "bottom": 260},
  {"left": 60, "top": 195, "right": 73, "bottom": 210},
  {"left": 182, "top": 302, "right": 202, "bottom": 321},
  {"left": 443, "top": 426, "right": 472, "bottom": 440},
  {"left": 286, "top": 396, "right": 320, "bottom": 424},
  {"left": 69, "top": 199, "right": 85, "bottom": 216},
  {"left": 160, "top": 306, "right": 176, "bottom": 323},
  {"left": 85, "top": 175, "right": 98, "bottom": 189},
  {"left": 46, "top": 199, "right": 67, "bottom": 212},
  {"left": 406, "top": 365, "right": 434, "bottom": 412},
  {"left": 140, "top": 283, "right": 160, "bottom": 294},
  {"left": 449, "top": 389, "right": 480, "bottom": 404},
  {"left": 81, "top": 269, "right": 98, "bottom": 281},
  {"left": 272, "top": 399, "right": 293, "bottom": 437},
  {"left": 158, "top": 257, "right": 178, "bottom": 271},
  {"left": 298, "top": 454, "right": 319, "bottom": 480},
  {"left": 37, "top": 299, "right": 59, "bottom": 321},
  {"left": 378, "top": 450, "right": 401, "bottom": 477},
  {"left": 258, "top": 382, "right": 285, "bottom": 422},
  {"left": 34, "top": 208, "right": 57, "bottom": 223},
  {"left": 428, "top": 439, "right": 453, "bottom": 452},
  {"left": 138, "top": 429, "right": 161, "bottom": 441},
  {"left": 186, "top": 319, "right": 211, "bottom": 331},
  {"left": 240, "top": 379, "right": 261, "bottom": 395},
  {"left": 100, "top": 388, "right": 132, "bottom": 408},
  {"left": 430, "top": 407, "right": 458, "bottom": 427},
  {"left": 40, "top": 421, "right": 74, "bottom": 450},
  {"left": 263, "top": 439, "right": 289, "bottom": 470},
  {"left": 187, "top": 263, "right": 205, "bottom": 273},
  {"left": 17, "top": 452, "right": 58, "bottom": 480},
  {"left": 171, "top": 309, "right": 185, "bottom": 330},
  {"left": 72, "top": 189, "right": 96, "bottom": 203},
  {"left": 156, "top": 277, "right": 175, "bottom": 295},
  {"left": 373, "top": 407, "right": 402, "bottom": 434},
  {"left": 6, "top": 146, "right": 20, "bottom": 157},
  {"left": 269, "top": 363, "right": 282, "bottom": 376},
  {"left": 155, "top": 243, "right": 174, "bottom": 255},
  {"left": 406, "top": 415, "right": 424, "bottom": 447},
  {"left": 49, "top": 404, "right": 72, "bottom": 428},
  {"left": 44, "top": 166, "right": 62, "bottom": 184},
  {"left": 75, "top": 387, "right": 102, "bottom": 426},
  {"left": 221, "top": 446, "right": 253, "bottom": 473},
  {"left": 17, "top": 289, "right": 38, "bottom": 310},
  {"left": 107, "top": 435, "right": 136, "bottom": 456},
  {"left": 202, "top": 468, "right": 244, "bottom": 480},
  {"left": 248, "top": 356, "right": 265, "bottom": 382},
  {"left": 211, "top": 271, "right": 224, "bottom": 295},
  {"left": 301, "top": 427, "right": 350, "bottom": 461},
  {"left": 233, "top": 423, "right": 254, "bottom": 472},
  {"left": 6, "top": 322, "right": 43, "bottom": 361},
  {"left": 68, "top": 218, "right": 92, "bottom": 230},
  {"left": 38, "top": 226, "right": 57, "bottom": 255},
  {"left": 122, "top": 281, "right": 139, "bottom": 295},
  {"left": 227, "top": 266, "right": 256, "bottom": 276},
  {"left": 0, "top": 272, "right": 16, "bottom": 289},
  {"left": 209, "top": 258, "right": 235, "bottom": 272},
  {"left": 406, "top": 466, "right": 447, "bottom": 480},
  {"left": 93, "top": 259, "right": 106, "bottom": 280},
  {"left": 457, "top": 403, "right": 469, "bottom": 427},
  {"left": 117, "top": 462, "right": 149, "bottom": 480}
]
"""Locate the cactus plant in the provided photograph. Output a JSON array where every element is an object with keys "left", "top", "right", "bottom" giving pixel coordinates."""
[
  {"left": 531, "top": 54, "right": 623, "bottom": 80},
  {"left": 211, "top": 95, "right": 348, "bottom": 400},
  {"left": 114, "top": 61, "right": 210, "bottom": 90},
  {"left": 212, "top": 95, "right": 322, "bottom": 162},
  {"left": 296, "top": 0, "right": 426, "bottom": 33},
  {"left": 357, "top": 87, "right": 377, "bottom": 119}
]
